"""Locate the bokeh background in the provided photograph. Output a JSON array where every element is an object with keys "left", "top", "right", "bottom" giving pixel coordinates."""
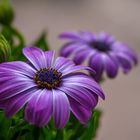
[{"left": 12, "top": 0, "right": 140, "bottom": 140}]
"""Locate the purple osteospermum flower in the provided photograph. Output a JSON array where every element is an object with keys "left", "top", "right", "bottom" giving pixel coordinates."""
[
  {"left": 59, "top": 31, "right": 138, "bottom": 81},
  {"left": 0, "top": 47, "right": 105, "bottom": 128}
]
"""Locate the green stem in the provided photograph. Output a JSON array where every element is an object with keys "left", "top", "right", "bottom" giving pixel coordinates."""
[
  {"left": 55, "top": 129, "right": 64, "bottom": 140},
  {"left": 9, "top": 26, "right": 25, "bottom": 48},
  {"left": 1, "top": 25, "right": 25, "bottom": 48},
  {"left": 33, "top": 126, "right": 41, "bottom": 140}
]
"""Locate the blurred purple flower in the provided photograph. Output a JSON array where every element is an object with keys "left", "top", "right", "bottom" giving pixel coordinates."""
[
  {"left": 59, "top": 31, "right": 138, "bottom": 81},
  {"left": 0, "top": 47, "right": 105, "bottom": 128}
]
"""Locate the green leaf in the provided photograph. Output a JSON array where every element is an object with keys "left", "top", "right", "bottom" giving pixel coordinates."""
[
  {"left": 55, "top": 129, "right": 64, "bottom": 140},
  {"left": 0, "top": 111, "right": 11, "bottom": 140},
  {"left": 34, "top": 31, "right": 50, "bottom": 51},
  {"left": 67, "top": 114, "right": 87, "bottom": 140},
  {"left": 0, "top": 34, "right": 11, "bottom": 62},
  {"left": 1, "top": 25, "right": 25, "bottom": 61},
  {"left": 80, "top": 109, "right": 102, "bottom": 140}
]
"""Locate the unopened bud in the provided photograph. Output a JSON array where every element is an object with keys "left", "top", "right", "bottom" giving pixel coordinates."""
[
  {"left": 0, "top": 34, "right": 11, "bottom": 62},
  {"left": 0, "top": 0, "right": 14, "bottom": 25}
]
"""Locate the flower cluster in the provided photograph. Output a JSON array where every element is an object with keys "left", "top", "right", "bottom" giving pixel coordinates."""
[
  {"left": 60, "top": 31, "right": 138, "bottom": 81},
  {"left": 0, "top": 1, "right": 138, "bottom": 139},
  {"left": 0, "top": 30, "right": 138, "bottom": 130}
]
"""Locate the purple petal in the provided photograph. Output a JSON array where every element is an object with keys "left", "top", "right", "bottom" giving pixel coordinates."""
[
  {"left": 62, "top": 74, "right": 105, "bottom": 100},
  {"left": 0, "top": 79, "right": 36, "bottom": 100},
  {"left": 119, "top": 46, "right": 138, "bottom": 65},
  {"left": 112, "top": 42, "right": 132, "bottom": 52},
  {"left": 89, "top": 53, "right": 104, "bottom": 81},
  {"left": 58, "top": 86, "right": 98, "bottom": 109},
  {"left": 54, "top": 57, "right": 75, "bottom": 71},
  {"left": 111, "top": 42, "right": 138, "bottom": 66},
  {"left": 112, "top": 42, "right": 138, "bottom": 64},
  {"left": 73, "top": 48, "right": 95, "bottom": 65},
  {"left": 62, "top": 65, "right": 96, "bottom": 76},
  {"left": 59, "top": 32, "right": 83, "bottom": 41},
  {"left": 125, "top": 50, "right": 138, "bottom": 65},
  {"left": 44, "top": 50, "right": 55, "bottom": 68},
  {"left": 79, "top": 31, "right": 96, "bottom": 42},
  {"left": 52, "top": 89, "right": 70, "bottom": 128},
  {"left": 69, "top": 97, "right": 92, "bottom": 124},
  {"left": 23, "top": 47, "right": 47, "bottom": 70},
  {"left": 101, "top": 54, "right": 118, "bottom": 78},
  {"left": 60, "top": 42, "right": 86, "bottom": 57},
  {"left": 0, "top": 61, "right": 36, "bottom": 78},
  {"left": 5, "top": 88, "right": 36, "bottom": 117},
  {"left": 116, "top": 52, "right": 132, "bottom": 73},
  {"left": 25, "top": 89, "right": 53, "bottom": 127},
  {"left": 98, "top": 32, "right": 115, "bottom": 44},
  {"left": 0, "top": 72, "right": 28, "bottom": 84}
]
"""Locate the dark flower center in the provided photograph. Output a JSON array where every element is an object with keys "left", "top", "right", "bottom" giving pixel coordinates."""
[
  {"left": 34, "top": 68, "right": 62, "bottom": 89},
  {"left": 89, "top": 41, "right": 110, "bottom": 52}
]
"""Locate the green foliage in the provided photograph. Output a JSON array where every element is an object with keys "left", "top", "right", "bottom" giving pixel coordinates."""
[
  {"left": 1, "top": 25, "right": 25, "bottom": 61},
  {"left": 0, "top": 34, "right": 11, "bottom": 62},
  {"left": 34, "top": 31, "right": 50, "bottom": 51},
  {"left": 80, "top": 110, "right": 102, "bottom": 140},
  {"left": 66, "top": 109, "right": 102, "bottom": 140},
  {"left": 0, "top": 111, "right": 12, "bottom": 140},
  {"left": 0, "top": 0, "right": 14, "bottom": 25},
  {"left": 0, "top": 109, "right": 102, "bottom": 140}
]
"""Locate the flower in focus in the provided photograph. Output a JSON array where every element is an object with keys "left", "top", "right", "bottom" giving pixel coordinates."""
[
  {"left": 0, "top": 47, "right": 105, "bottom": 128},
  {"left": 59, "top": 31, "right": 138, "bottom": 81}
]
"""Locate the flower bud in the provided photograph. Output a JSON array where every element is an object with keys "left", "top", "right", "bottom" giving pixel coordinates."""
[
  {"left": 0, "top": 0, "right": 14, "bottom": 25},
  {"left": 0, "top": 34, "right": 11, "bottom": 62}
]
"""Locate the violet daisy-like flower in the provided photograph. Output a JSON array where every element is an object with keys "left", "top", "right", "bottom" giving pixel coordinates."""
[
  {"left": 0, "top": 47, "right": 105, "bottom": 128},
  {"left": 59, "top": 31, "right": 138, "bottom": 81}
]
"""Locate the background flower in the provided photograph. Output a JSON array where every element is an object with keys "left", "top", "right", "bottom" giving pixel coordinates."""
[
  {"left": 0, "top": 46, "right": 105, "bottom": 128},
  {"left": 59, "top": 31, "right": 138, "bottom": 81}
]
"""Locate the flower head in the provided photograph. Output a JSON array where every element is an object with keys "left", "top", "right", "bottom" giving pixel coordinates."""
[
  {"left": 0, "top": 47, "right": 105, "bottom": 128},
  {"left": 59, "top": 31, "right": 138, "bottom": 81}
]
